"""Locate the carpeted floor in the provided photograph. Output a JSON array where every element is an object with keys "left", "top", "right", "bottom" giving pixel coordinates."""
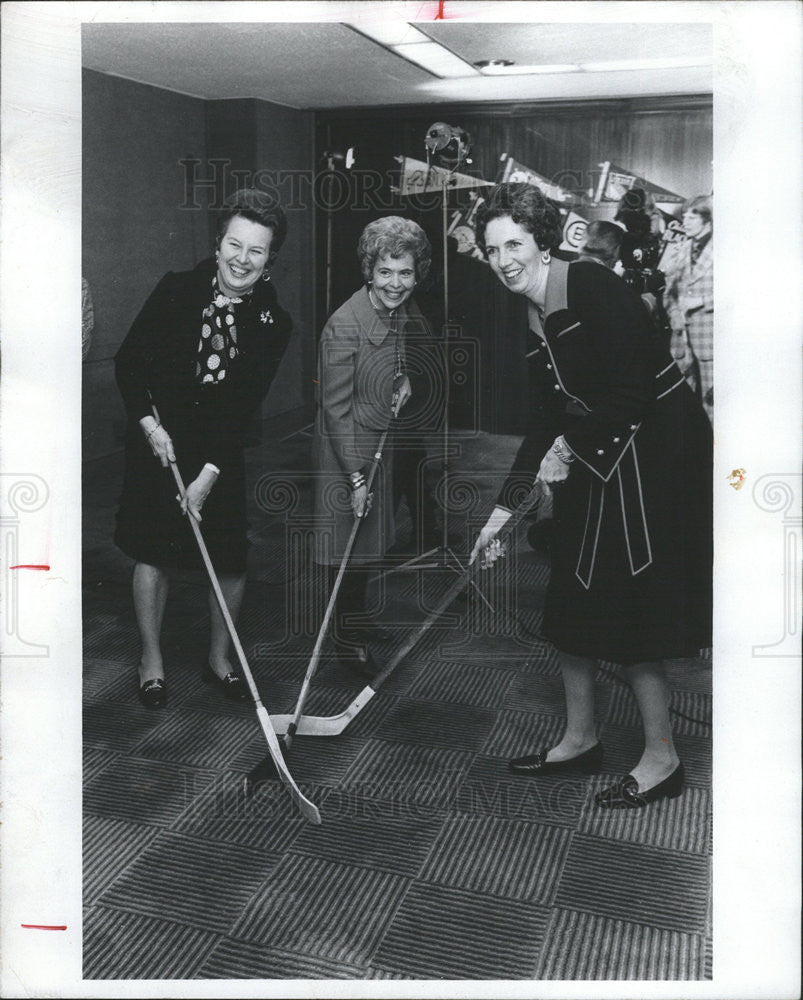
[{"left": 82, "top": 411, "right": 712, "bottom": 981}]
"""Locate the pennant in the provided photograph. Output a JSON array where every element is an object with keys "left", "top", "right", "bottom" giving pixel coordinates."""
[
  {"left": 559, "top": 211, "right": 589, "bottom": 252},
  {"left": 594, "top": 161, "right": 685, "bottom": 206},
  {"left": 497, "top": 153, "right": 573, "bottom": 204},
  {"left": 392, "top": 156, "right": 492, "bottom": 196},
  {"left": 447, "top": 192, "right": 488, "bottom": 263},
  {"left": 656, "top": 218, "right": 687, "bottom": 271}
]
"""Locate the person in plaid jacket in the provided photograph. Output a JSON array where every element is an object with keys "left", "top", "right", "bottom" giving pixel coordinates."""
[{"left": 664, "top": 196, "right": 714, "bottom": 422}]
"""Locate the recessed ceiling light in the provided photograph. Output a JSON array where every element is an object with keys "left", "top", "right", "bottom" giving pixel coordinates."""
[
  {"left": 582, "top": 56, "right": 711, "bottom": 72},
  {"left": 478, "top": 62, "right": 581, "bottom": 75},
  {"left": 474, "top": 59, "right": 515, "bottom": 69},
  {"left": 393, "top": 41, "right": 478, "bottom": 79}
]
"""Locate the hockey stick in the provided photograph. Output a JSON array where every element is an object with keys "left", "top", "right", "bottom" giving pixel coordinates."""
[
  {"left": 267, "top": 480, "right": 547, "bottom": 737},
  {"left": 152, "top": 404, "right": 321, "bottom": 824}
]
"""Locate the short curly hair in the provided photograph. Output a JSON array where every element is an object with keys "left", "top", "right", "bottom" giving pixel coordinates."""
[
  {"left": 357, "top": 216, "right": 432, "bottom": 284},
  {"left": 216, "top": 188, "right": 288, "bottom": 262},
  {"left": 475, "top": 183, "right": 563, "bottom": 254},
  {"left": 683, "top": 194, "right": 712, "bottom": 226}
]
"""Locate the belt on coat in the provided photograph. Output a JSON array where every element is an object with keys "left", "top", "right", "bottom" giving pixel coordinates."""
[
  {"left": 575, "top": 439, "right": 652, "bottom": 589},
  {"left": 573, "top": 362, "right": 685, "bottom": 589}
]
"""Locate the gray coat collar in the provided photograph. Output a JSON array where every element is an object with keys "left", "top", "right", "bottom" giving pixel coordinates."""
[
  {"left": 544, "top": 256, "right": 571, "bottom": 323},
  {"left": 349, "top": 285, "right": 408, "bottom": 346}
]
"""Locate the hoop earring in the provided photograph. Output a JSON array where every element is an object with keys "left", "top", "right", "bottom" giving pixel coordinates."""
[
  {"left": 541, "top": 249, "right": 551, "bottom": 264},
  {"left": 261, "top": 268, "right": 272, "bottom": 282}
]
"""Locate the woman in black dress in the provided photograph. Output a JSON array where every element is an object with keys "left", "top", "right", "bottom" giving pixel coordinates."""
[
  {"left": 470, "top": 184, "right": 712, "bottom": 808},
  {"left": 115, "top": 190, "right": 293, "bottom": 708}
]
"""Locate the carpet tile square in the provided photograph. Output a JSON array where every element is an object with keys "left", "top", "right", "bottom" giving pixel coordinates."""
[
  {"left": 605, "top": 683, "right": 712, "bottom": 738},
  {"left": 555, "top": 834, "right": 710, "bottom": 934},
  {"left": 599, "top": 726, "right": 711, "bottom": 787},
  {"left": 371, "top": 882, "right": 549, "bottom": 979},
  {"left": 174, "top": 771, "right": 305, "bottom": 854},
  {"left": 228, "top": 733, "right": 364, "bottom": 789},
  {"left": 83, "top": 746, "right": 118, "bottom": 784},
  {"left": 83, "top": 906, "right": 219, "bottom": 979},
  {"left": 580, "top": 781, "right": 712, "bottom": 854},
  {"left": 406, "top": 660, "right": 516, "bottom": 708},
  {"left": 83, "top": 756, "right": 217, "bottom": 827},
  {"left": 83, "top": 656, "right": 134, "bottom": 701},
  {"left": 83, "top": 816, "right": 156, "bottom": 904},
  {"left": 231, "top": 854, "right": 409, "bottom": 965},
  {"left": 434, "top": 623, "right": 540, "bottom": 664},
  {"left": 482, "top": 709, "right": 566, "bottom": 758},
  {"left": 83, "top": 620, "right": 140, "bottom": 664},
  {"left": 289, "top": 811, "right": 445, "bottom": 877},
  {"left": 456, "top": 755, "right": 588, "bottom": 827},
  {"left": 421, "top": 814, "right": 573, "bottom": 904},
  {"left": 502, "top": 671, "right": 612, "bottom": 720},
  {"left": 536, "top": 908, "right": 707, "bottom": 980},
  {"left": 342, "top": 739, "right": 474, "bottom": 812},
  {"left": 196, "top": 938, "right": 363, "bottom": 979},
  {"left": 131, "top": 709, "right": 261, "bottom": 769},
  {"left": 376, "top": 697, "right": 498, "bottom": 751},
  {"left": 98, "top": 831, "right": 277, "bottom": 933}
]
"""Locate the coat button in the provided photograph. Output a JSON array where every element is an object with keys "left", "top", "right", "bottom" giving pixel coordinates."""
[
  {"left": 596, "top": 448, "right": 604, "bottom": 455},
  {"left": 553, "top": 384, "right": 560, "bottom": 391},
  {"left": 613, "top": 436, "right": 620, "bottom": 443},
  {"left": 546, "top": 363, "right": 552, "bottom": 369},
  {"left": 630, "top": 424, "right": 637, "bottom": 430}
]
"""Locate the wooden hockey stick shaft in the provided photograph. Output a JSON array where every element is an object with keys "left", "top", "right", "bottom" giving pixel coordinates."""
[{"left": 152, "top": 404, "right": 321, "bottom": 824}]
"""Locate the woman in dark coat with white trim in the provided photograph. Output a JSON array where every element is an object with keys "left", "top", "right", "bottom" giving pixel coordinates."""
[
  {"left": 470, "top": 184, "right": 712, "bottom": 808},
  {"left": 115, "top": 190, "right": 293, "bottom": 708}
]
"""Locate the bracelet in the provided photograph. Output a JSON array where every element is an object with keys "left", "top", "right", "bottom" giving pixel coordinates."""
[
  {"left": 349, "top": 471, "right": 366, "bottom": 491},
  {"left": 551, "top": 436, "right": 575, "bottom": 464},
  {"left": 146, "top": 422, "right": 161, "bottom": 442}
]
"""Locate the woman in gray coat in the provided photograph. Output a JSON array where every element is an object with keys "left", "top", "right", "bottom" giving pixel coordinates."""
[{"left": 313, "top": 217, "right": 432, "bottom": 674}]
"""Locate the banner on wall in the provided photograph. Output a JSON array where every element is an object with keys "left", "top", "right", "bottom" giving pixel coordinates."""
[
  {"left": 447, "top": 191, "right": 488, "bottom": 262},
  {"left": 497, "top": 152, "right": 573, "bottom": 204},
  {"left": 593, "top": 161, "right": 685, "bottom": 208},
  {"left": 392, "top": 156, "right": 493, "bottom": 196},
  {"left": 656, "top": 218, "right": 687, "bottom": 271},
  {"left": 559, "top": 210, "right": 589, "bottom": 252}
]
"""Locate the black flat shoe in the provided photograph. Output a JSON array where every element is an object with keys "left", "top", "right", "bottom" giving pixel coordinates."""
[
  {"left": 202, "top": 663, "right": 248, "bottom": 700},
  {"left": 138, "top": 677, "right": 167, "bottom": 709},
  {"left": 509, "top": 742, "right": 604, "bottom": 776},
  {"left": 244, "top": 747, "right": 288, "bottom": 796},
  {"left": 596, "top": 762, "right": 685, "bottom": 809}
]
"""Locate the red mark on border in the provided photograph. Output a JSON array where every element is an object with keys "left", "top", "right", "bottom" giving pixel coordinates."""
[
  {"left": 436, "top": 1, "right": 446, "bottom": 19},
  {"left": 21, "top": 924, "right": 67, "bottom": 930},
  {"left": 10, "top": 564, "right": 50, "bottom": 571}
]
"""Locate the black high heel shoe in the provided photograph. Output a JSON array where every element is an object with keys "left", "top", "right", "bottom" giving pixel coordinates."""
[
  {"left": 202, "top": 662, "right": 248, "bottom": 700},
  {"left": 509, "top": 742, "right": 604, "bottom": 776},
  {"left": 138, "top": 677, "right": 167, "bottom": 709},
  {"left": 596, "top": 762, "right": 685, "bottom": 809}
]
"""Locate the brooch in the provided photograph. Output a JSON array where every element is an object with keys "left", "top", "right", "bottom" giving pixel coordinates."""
[{"left": 260, "top": 310, "right": 274, "bottom": 325}]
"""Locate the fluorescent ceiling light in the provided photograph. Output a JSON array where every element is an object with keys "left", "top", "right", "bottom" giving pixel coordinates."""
[
  {"left": 347, "top": 21, "right": 429, "bottom": 47},
  {"left": 479, "top": 63, "right": 580, "bottom": 75},
  {"left": 582, "top": 56, "right": 711, "bottom": 72},
  {"left": 393, "top": 41, "right": 478, "bottom": 78}
]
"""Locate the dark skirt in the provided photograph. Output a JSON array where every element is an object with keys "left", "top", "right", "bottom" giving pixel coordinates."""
[
  {"left": 114, "top": 401, "right": 248, "bottom": 574},
  {"left": 542, "top": 386, "right": 712, "bottom": 665}
]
